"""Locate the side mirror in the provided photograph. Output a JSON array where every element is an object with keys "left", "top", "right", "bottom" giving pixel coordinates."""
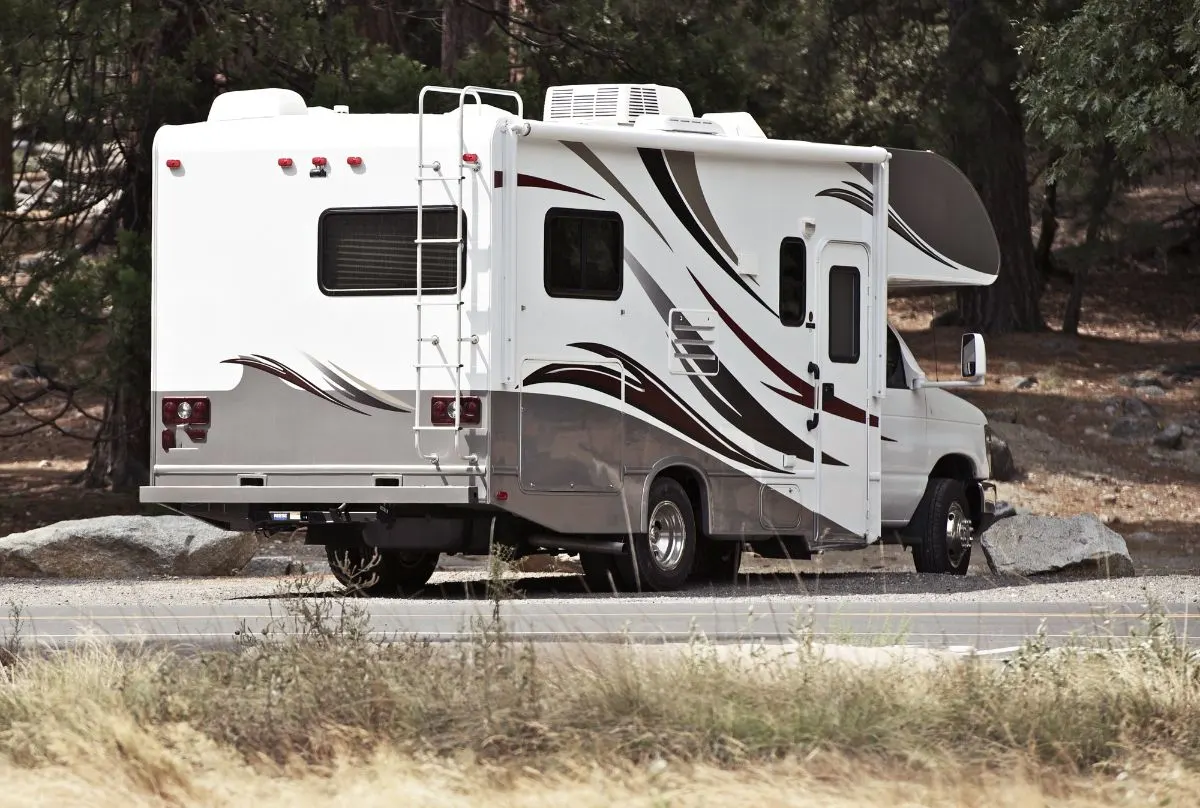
[{"left": 961, "top": 332, "right": 986, "bottom": 380}]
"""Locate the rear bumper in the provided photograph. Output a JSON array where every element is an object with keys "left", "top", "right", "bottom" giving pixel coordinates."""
[{"left": 139, "top": 485, "right": 479, "bottom": 505}]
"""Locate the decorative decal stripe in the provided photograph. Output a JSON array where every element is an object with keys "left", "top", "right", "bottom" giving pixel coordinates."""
[
  {"left": 690, "top": 270, "right": 815, "bottom": 405},
  {"left": 690, "top": 271, "right": 876, "bottom": 435},
  {"left": 662, "top": 150, "right": 736, "bottom": 263},
  {"left": 304, "top": 354, "right": 414, "bottom": 414},
  {"left": 222, "top": 355, "right": 368, "bottom": 416},
  {"left": 524, "top": 350, "right": 784, "bottom": 474},
  {"left": 817, "top": 184, "right": 955, "bottom": 269},
  {"left": 493, "top": 171, "right": 602, "bottom": 199},
  {"left": 638, "top": 147, "right": 775, "bottom": 315},
  {"left": 560, "top": 141, "right": 670, "bottom": 247},
  {"left": 625, "top": 253, "right": 834, "bottom": 465}
]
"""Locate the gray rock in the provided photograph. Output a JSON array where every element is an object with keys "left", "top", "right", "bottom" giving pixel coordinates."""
[
  {"left": 1117, "top": 372, "right": 1166, "bottom": 389},
  {"left": 980, "top": 514, "right": 1135, "bottom": 578},
  {"left": 1138, "top": 384, "right": 1167, "bottom": 398},
  {"left": 986, "top": 428, "right": 1017, "bottom": 481},
  {"left": 240, "top": 556, "right": 308, "bottom": 577},
  {"left": 1153, "top": 423, "right": 1184, "bottom": 450},
  {"left": 1004, "top": 375, "right": 1038, "bottom": 390},
  {"left": 1103, "top": 397, "right": 1161, "bottom": 419},
  {"left": 1109, "top": 416, "right": 1157, "bottom": 439},
  {"left": 0, "top": 515, "right": 257, "bottom": 578}
]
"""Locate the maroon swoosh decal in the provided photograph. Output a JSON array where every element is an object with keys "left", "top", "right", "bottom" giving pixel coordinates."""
[
  {"left": 690, "top": 271, "right": 816, "bottom": 405},
  {"left": 223, "top": 355, "right": 368, "bottom": 416},
  {"left": 690, "top": 271, "right": 879, "bottom": 428},
  {"left": 493, "top": 171, "right": 602, "bottom": 199}
]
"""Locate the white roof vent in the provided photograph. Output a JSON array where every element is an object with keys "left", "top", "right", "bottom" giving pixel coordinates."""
[
  {"left": 701, "top": 112, "right": 766, "bottom": 138},
  {"left": 542, "top": 84, "right": 693, "bottom": 125},
  {"left": 208, "top": 88, "right": 308, "bottom": 122},
  {"left": 633, "top": 115, "right": 725, "bottom": 135}
]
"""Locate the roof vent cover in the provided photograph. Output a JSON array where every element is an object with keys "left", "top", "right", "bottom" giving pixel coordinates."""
[{"left": 542, "top": 84, "right": 692, "bottom": 124}]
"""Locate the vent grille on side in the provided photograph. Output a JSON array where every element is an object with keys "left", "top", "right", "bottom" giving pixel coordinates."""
[{"left": 627, "top": 87, "right": 659, "bottom": 118}]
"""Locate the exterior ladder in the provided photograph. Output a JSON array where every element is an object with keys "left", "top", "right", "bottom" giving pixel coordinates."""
[{"left": 413, "top": 85, "right": 524, "bottom": 465}]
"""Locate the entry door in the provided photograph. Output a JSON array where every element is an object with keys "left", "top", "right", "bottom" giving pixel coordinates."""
[{"left": 814, "top": 241, "right": 871, "bottom": 544}]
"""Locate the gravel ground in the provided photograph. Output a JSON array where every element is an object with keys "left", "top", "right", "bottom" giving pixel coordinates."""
[{"left": 0, "top": 564, "right": 1195, "bottom": 608}]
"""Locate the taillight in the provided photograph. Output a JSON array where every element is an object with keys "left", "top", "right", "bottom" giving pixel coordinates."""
[
  {"left": 161, "top": 429, "right": 176, "bottom": 452},
  {"left": 430, "top": 396, "right": 481, "bottom": 425},
  {"left": 162, "top": 396, "right": 211, "bottom": 426}
]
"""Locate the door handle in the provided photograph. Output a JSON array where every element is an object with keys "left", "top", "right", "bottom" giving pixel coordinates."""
[
  {"left": 807, "top": 362, "right": 820, "bottom": 379},
  {"left": 822, "top": 382, "right": 834, "bottom": 407}
]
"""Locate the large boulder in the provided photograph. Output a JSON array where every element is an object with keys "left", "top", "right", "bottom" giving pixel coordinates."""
[
  {"left": 980, "top": 514, "right": 1135, "bottom": 578},
  {"left": 0, "top": 515, "right": 258, "bottom": 578}
]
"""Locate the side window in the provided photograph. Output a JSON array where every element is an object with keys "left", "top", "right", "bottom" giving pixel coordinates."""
[
  {"left": 828, "top": 264, "right": 861, "bottom": 363},
  {"left": 779, "top": 237, "right": 806, "bottom": 327},
  {"left": 544, "top": 209, "right": 623, "bottom": 299},
  {"left": 886, "top": 327, "right": 907, "bottom": 388},
  {"left": 318, "top": 206, "right": 464, "bottom": 296}
]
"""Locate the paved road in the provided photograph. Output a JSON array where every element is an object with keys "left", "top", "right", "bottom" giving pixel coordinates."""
[{"left": 3, "top": 596, "right": 1195, "bottom": 654}]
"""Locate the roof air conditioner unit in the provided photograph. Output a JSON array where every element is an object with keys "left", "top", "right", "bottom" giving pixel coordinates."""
[{"left": 542, "top": 84, "right": 693, "bottom": 125}]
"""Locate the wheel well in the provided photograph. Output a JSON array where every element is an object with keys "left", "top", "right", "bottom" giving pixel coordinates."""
[
  {"left": 650, "top": 465, "right": 709, "bottom": 535},
  {"left": 930, "top": 454, "right": 976, "bottom": 481},
  {"left": 928, "top": 454, "right": 983, "bottom": 525}
]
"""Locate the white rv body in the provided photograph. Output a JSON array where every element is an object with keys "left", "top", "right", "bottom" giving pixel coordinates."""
[{"left": 142, "top": 84, "right": 1000, "bottom": 591}]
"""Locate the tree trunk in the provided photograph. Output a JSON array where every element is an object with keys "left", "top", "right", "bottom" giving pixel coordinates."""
[
  {"left": 1062, "top": 141, "right": 1118, "bottom": 335},
  {"left": 0, "top": 76, "right": 13, "bottom": 213},
  {"left": 85, "top": 0, "right": 217, "bottom": 491},
  {"left": 441, "top": 0, "right": 496, "bottom": 78},
  {"left": 1034, "top": 178, "right": 1058, "bottom": 290},
  {"left": 945, "top": 0, "right": 1044, "bottom": 334}
]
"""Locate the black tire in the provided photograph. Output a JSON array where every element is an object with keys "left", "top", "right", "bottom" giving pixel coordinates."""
[
  {"left": 613, "top": 477, "right": 697, "bottom": 592},
  {"left": 579, "top": 552, "right": 619, "bottom": 593},
  {"left": 325, "top": 536, "right": 439, "bottom": 596},
  {"left": 911, "top": 477, "right": 973, "bottom": 575},
  {"left": 690, "top": 538, "right": 743, "bottom": 584}
]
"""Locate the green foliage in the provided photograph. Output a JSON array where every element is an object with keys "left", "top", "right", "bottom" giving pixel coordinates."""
[{"left": 1019, "top": 0, "right": 1200, "bottom": 181}]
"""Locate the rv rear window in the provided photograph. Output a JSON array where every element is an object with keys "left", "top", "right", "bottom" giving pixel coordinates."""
[
  {"left": 318, "top": 207, "right": 464, "bottom": 295},
  {"left": 544, "top": 209, "right": 623, "bottom": 299},
  {"left": 828, "top": 265, "right": 861, "bottom": 363},
  {"left": 779, "top": 237, "right": 807, "bottom": 327}
]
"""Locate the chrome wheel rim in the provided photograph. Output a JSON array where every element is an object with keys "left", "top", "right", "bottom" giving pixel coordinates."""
[
  {"left": 648, "top": 500, "right": 687, "bottom": 570},
  {"left": 945, "top": 502, "right": 973, "bottom": 567}
]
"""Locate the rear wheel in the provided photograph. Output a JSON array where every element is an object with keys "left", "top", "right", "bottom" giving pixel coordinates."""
[
  {"left": 911, "top": 477, "right": 973, "bottom": 575},
  {"left": 613, "top": 477, "right": 697, "bottom": 592},
  {"left": 325, "top": 534, "right": 439, "bottom": 596}
]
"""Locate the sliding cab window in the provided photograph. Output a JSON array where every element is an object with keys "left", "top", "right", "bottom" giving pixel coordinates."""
[
  {"left": 828, "top": 264, "right": 861, "bottom": 363},
  {"left": 779, "top": 237, "right": 807, "bottom": 327},
  {"left": 318, "top": 206, "right": 466, "bottom": 295},
  {"left": 544, "top": 208, "right": 623, "bottom": 300}
]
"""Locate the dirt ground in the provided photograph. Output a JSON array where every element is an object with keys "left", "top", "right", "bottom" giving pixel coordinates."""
[{"left": 2, "top": 266, "right": 1198, "bottom": 577}]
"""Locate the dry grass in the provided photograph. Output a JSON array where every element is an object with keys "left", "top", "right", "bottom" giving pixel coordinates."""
[{"left": 0, "top": 594, "right": 1198, "bottom": 805}]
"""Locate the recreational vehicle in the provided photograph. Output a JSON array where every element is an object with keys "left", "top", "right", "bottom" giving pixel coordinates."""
[{"left": 141, "top": 83, "right": 1001, "bottom": 594}]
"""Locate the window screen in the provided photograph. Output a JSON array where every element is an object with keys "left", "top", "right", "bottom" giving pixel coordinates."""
[
  {"left": 828, "top": 264, "right": 861, "bottom": 363},
  {"left": 319, "top": 206, "right": 464, "bottom": 295},
  {"left": 779, "top": 237, "right": 807, "bottom": 327},
  {"left": 544, "top": 209, "right": 623, "bottom": 299}
]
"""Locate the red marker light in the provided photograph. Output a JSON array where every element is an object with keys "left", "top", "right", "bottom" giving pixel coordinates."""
[
  {"left": 496, "top": 491, "right": 509, "bottom": 502},
  {"left": 278, "top": 157, "right": 294, "bottom": 168},
  {"left": 165, "top": 159, "right": 182, "bottom": 169},
  {"left": 346, "top": 156, "right": 363, "bottom": 166},
  {"left": 311, "top": 156, "right": 328, "bottom": 167},
  {"left": 462, "top": 153, "right": 479, "bottom": 163}
]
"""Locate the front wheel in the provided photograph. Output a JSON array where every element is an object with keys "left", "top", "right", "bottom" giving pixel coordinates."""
[
  {"left": 911, "top": 477, "right": 973, "bottom": 575},
  {"left": 613, "top": 477, "right": 697, "bottom": 592}
]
